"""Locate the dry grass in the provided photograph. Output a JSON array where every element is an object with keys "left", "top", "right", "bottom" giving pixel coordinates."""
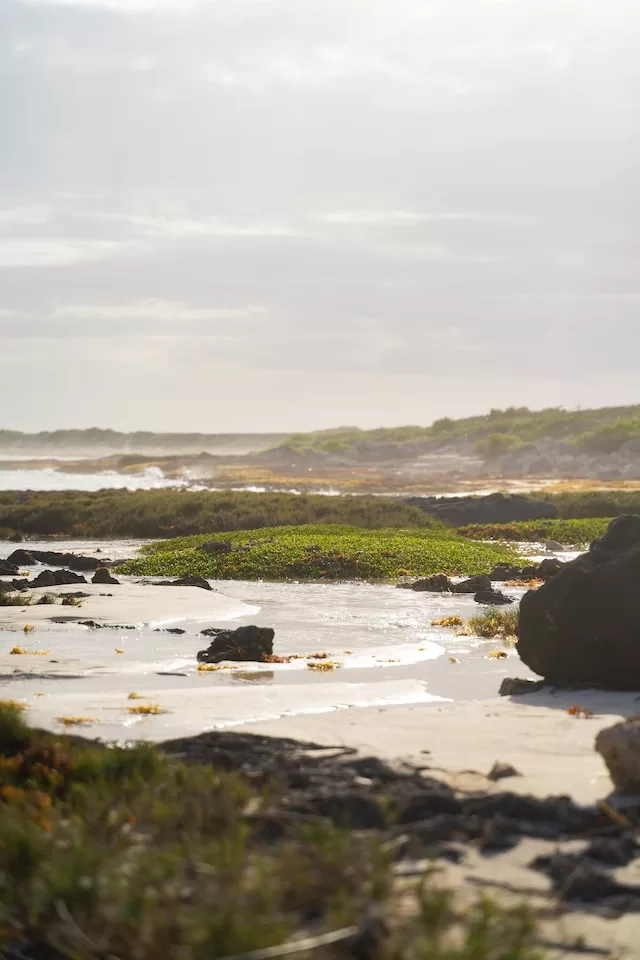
[
  {"left": 127, "top": 704, "right": 164, "bottom": 715},
  {"left": 432, "top": 616, "right": 464, "bottom": 628},
  {"left": 57, "top": 716, "right": 99, "bottom": 727},
  {"left": 9, "top": 646, "right": 49, "bottom": 656},
  {"left": 307, "top": 660, "right": 342, "bottom": 672}
]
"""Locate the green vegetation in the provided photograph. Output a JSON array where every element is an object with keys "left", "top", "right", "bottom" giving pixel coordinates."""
[
  {"left": 0, "top": 590, "right": 31, "bottom": 607},
  {"left": 120, "top": 525, "right": 520, "bottom": 582},
  {"left": 539, "top": 490, "right": 640, "bottom": 519},
  {"left": 466, "top": 608, "right": 520, "bottom": 641},
  {"left": 0, "top": 703, "right": 544, "bottom": 960},
  {"left": 459, "top": 518, "right": 611, "bottom": 545},
  {"left": 272, "top": 404, "right": 640, "bottom": 458},
  {"left": 0, "top": 490, "right": 437, "bottom": 540}
]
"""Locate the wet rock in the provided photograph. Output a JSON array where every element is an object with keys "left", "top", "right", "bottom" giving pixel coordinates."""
[
  {"left": 197, "top": 625, "right": 276, "bottom": 664},
  {"left": 545, "top": 540, "right": 564, "bottom": 552},
  {"left": 198, "top": 540, "right": 232, "bottom": 556},
  {"left": 454, "top": 574, "right": 491, "bottom": 594},
  {"left": 596, "top": 718, "right": 640, "bottom": 794},
  {"left": 409, "top": 574, "right": 454, "bottom": 593},
  {"left": 518, "top": 515, "right": 640, "bottom": 688},
  {"left": 0, "top": 560, "right": 19, "bottom": 576},
  {"left": 92, "top": 568, "right": 120, "bottom": 585},
  {"left": 7, "top": 549, "right": 35, "bottom": 565},
  {"left": 474, "top": 588, "right": 514, "bottom": 605},
  {"left": 160, "top": 576, "right": 212, "bottom": 591},
  {"left": 154, "top": 627, "right": 187, "bottom": 635},
  {"left": 8, "top": 532, "right": 23, "bottom": 542},
  {"left": 488, "top": 761, "right": 521, "bottom": 782},
  {"left": 498, "top": 678, "right": 546, "bottom": 698}
]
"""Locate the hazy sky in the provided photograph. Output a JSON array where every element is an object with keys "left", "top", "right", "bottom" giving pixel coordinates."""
[{"left": 1, "top": 0, "right": 639, "bottom": 432}]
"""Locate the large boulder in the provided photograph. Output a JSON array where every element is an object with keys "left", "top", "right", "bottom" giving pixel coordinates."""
[
  {"left": 92, "top": 568, "right": 120, "bottom": 585},
  {"left": 0, "top": 560, "right": 19, "bottom": 576},
  {"left": 517, "top": 515, "right": 640, "bottom": 689},
  {"left": 197, "top": 625, "right": 275, "bottom": 664},
  {"left": 474, "top": 589, "right": 514, "bottom": 606},
  {"left": 406, "top": 492, "right": 558, "bottom": 527}
]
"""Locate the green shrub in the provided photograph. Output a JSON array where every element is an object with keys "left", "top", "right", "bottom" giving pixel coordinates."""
[{"left": 466, "top": 608, "right": 520, "bottom": 640}]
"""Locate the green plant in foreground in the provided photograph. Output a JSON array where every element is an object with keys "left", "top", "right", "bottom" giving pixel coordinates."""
[{"left": 0, "top": 704, "right": 543, "bottom": 960}]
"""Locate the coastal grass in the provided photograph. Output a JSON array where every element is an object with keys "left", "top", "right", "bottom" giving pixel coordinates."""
[
  {"left": 459, "top": 517, "right": 611, "bottom": 545},
  {"left": 0, "top": 703, "right": 543, "bottom": 960},
  {"left": 119, "top": 525, "right": 521, "bottom": 582}
]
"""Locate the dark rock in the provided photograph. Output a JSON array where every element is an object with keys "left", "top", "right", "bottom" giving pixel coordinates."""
[
  {"left": 596, "top": 718, "right": 640, "bottom": 794},
  {"left": 307, "top": 792, "right": 386, "bottom": 829},
  {"left": 197, "top": 625, "right": 276, "bottom": 664},
  {"left": 406, "top": 492, "right": 558, "bottom": 527},
  {"left": 200, "top": 626, "right": 224, "bottom": 638},
  {"left": 489, "top": 564, "right": 524, "bottom": 582},
  {"left": 0, "top": 560, "right": 19, "bottom": 576},
  {"left": 410, "top": 574, "right": 454, "bottom": 593},
  {"left": 396, "top": 790, "right": 461, "bottom": 823},
  {"left": 7, "top": 549, "right": 35, "bottom": 565},
  {"left": 454, "top": 574, "right": 491, "bottom": 594},
  {"left": 518, "top": 515, "right": 640, "bottom": 689},
  {"left": 499, "top": 677, "right": 546, "bottom": 697},
  {"left": 198, "top": 540, "right": 232, "bottom": 556},
  {"left": 92, "top": 568, "right": 120, "bottom": 585},
  {"left": 488, "top": 762, "right": 521, "bottom": 782},
  {"left": 537, "top": 557, "right": 564, "bottom": 580},
  {"left": 30, "top": 569, "right": 87, "bottom": 588},
  {"left": 5, "top": 579, "right": 30, "bottom": 591},
  {"left": 31, "top": 570, "right": 56, "bottom": 588},
  {"left": 545, "top": 540, "right": 564, "bottom": 552},
  {"left": 474, "top": 589, "right": 514, "bottom": 606},
  {"left": 585, "top": 834, "right": 638, "bottom": 867},
  {"left": 160, "top": 576, "right": 212, "bottom": 591},
  {"left": 54, "top": 570, "right": 87, "bottom": 586},
  {"left": 8, "top": 532, "right": 23, "bottom": 542},
  {"left": 155, "top": 627, "right": 187, "bottom": 635},
  {"left": 530, "top": 852, "right": 640, "bottom": 904}
]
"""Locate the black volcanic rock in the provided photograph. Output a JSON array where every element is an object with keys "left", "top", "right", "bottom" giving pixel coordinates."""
[{"left": 518, "top": 515, "right": 640, "bottom": 689}]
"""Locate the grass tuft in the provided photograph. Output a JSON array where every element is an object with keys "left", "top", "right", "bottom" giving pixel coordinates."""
[{"left": 466, "top": 608, "right": 520, "bottom": 641}]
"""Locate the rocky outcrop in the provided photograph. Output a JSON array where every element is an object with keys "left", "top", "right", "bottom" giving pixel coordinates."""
[
  {"left": 474, "top": 589, "right": 514, "bottom": 606},
  {"left": 0, "top": 560, "right": 19, "bottom": 576},
  {"left": 517, "top": 515, "right": 640, "bottom": 689},
  {"left": 92, "top": 568, "right": 120, "bottom": 585},
  {"left": 454, "top": 574, "right": 491, "bottom": 594},
  {"left": 596, "top": 719, "right": 640, "bottom": 794},
  {"left": 160, "top": 576, "right": 212, "bottom": 591},
  {"left": 7, "top": 549, "right": 110, "bottom": 571},
  {"left": 406, "top": 492, "right": 557, "bottom": 527},
  {"left": 197, "top": 625, "right": 275, "bottom": 664},
  {"left": 404, "top": 574, "right": 453, "bottom": 593},
  {"left": 31, "top": 569, "right": 87, "bottom": 588}
]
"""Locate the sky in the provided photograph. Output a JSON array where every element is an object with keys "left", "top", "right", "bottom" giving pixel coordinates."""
[{"left": 1, "top": 0, "right": 639, "bottom": 433}]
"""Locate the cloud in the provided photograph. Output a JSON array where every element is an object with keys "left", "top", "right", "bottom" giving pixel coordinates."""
[
  {"left": 0, "top": 239, "right": 147, "bottom": 267},
  {"left": 53, "top": 299, "right": 268, "bottom": 323}
]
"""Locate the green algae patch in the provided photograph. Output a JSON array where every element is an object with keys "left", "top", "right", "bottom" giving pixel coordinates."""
[
  {"left": 120, "top": 524, "right": 521, "bottom": 582},
  {"left": 459, "top": 517, "right": 611, "bottom": 546}
]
